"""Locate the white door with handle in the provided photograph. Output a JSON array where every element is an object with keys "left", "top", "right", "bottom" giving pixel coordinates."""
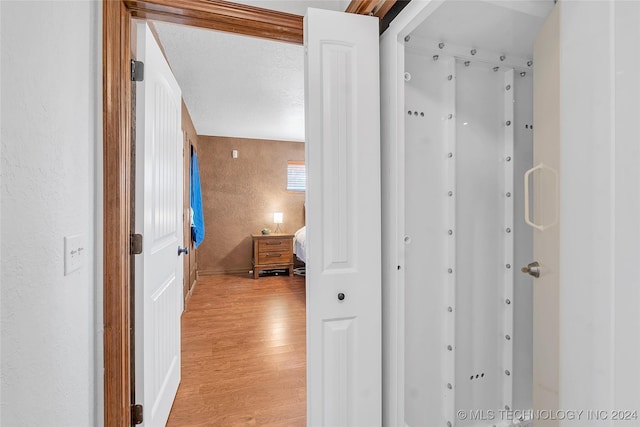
[
  {"left": 304, "top": 8, "right": 381, "bottom": 426},
  {"left": 531, "top": 5, "right": 561, "bottom": 426},
  {"left": 134, "top": 22, "right": 184, "bottom": 427}
]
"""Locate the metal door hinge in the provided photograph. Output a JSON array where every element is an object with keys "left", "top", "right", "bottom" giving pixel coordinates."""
[
  {"left": 130, "top": 234, "right": 143, "bottom": 255},
  {"left": 131, "top": 403, "right": 143, "bottom": 425},
  {"left": 131, "top": 60, "right": 144, "bottom": 82}
]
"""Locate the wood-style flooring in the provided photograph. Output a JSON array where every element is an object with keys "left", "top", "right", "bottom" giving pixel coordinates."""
[{"left": 167, "top": 273, "right": 306, "bottom": 427}]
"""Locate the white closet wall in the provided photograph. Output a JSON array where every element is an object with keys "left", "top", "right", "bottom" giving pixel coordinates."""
[
  {"left": 403, "top": 51, "right": 449, "bottom": 424},
  {"left": 403, "top": 46, "right": 534, "bottom": 425}
]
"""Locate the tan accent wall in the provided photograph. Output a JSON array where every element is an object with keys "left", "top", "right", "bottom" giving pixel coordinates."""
[{"left": 196, "top": 136, "right": 305, "bottom": 275}]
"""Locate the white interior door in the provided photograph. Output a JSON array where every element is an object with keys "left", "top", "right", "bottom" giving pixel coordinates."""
[
  {"left": 304, "top": 8, "right": 381, "bottom": 427},
  {"left": 134, "top": 22, "right": 183, "bottom": 427},
  {"left": 531, "top": 5, "right": 561, "bottom": 426}
]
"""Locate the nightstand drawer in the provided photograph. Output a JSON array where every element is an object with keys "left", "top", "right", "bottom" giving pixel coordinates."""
[
  {"left": 258, "top": 239, "right": 292, "bottom": 253},
  {"left": 257, "top": 251, "right": 292, "bottom": 265}
]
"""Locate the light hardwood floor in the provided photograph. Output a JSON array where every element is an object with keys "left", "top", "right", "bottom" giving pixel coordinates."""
[{"left": 167, "top": 273, "right": 306, "bottom": 427}]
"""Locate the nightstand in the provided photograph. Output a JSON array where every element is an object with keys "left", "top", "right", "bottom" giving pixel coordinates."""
[{"left": 251, "top": 233, "right": 294, "bottom": 279}]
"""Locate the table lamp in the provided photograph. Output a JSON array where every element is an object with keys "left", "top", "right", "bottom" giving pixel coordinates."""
[{"left": 273, "top": 212, "right": 283, "bottom": 233}]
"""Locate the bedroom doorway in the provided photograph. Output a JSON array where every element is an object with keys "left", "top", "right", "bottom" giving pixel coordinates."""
[{"left": 136, "top": 18, "right": 308, "bottom": 426}]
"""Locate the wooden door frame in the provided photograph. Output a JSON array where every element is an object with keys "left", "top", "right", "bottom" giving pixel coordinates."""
[
  {"left": 103, "top": 2, "right": 303, "bottom": 424},
  {"left": 103, "top": 1, "right": 397, "bottom": 425}
]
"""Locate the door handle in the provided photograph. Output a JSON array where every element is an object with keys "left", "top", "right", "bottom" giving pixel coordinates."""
[
  {"left": 524, "top": 163, "right": 558, "bottom": 231},
  {"left": 521, "top": 261, "right": 540, "bottom": 278},
  {"left": 178, "top": 246, "right": 189, "bottom": 256},
  {"left": 524, "top": 164, "right": 544, "bottom": 231}
]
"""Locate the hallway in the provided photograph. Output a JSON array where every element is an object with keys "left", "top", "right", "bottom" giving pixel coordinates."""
[{"left": 167, "top": 274, "right": 306, "bottom": 427}]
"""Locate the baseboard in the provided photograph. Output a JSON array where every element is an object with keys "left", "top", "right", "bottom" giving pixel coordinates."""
[
  {"left": 197, "top": 268, "right": 252, "bottom": 277},
  {"left": 184, "top": 278, "right": 198, "bottom": 310}
]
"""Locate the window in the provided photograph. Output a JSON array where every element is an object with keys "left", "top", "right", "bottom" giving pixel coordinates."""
[{"left": 287, "top": 161, "right": 306, "bottom": 192}]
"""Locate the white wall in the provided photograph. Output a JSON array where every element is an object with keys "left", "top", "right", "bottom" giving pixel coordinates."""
[
  {"left": 0, "top": 1, "right": 101, "bottom": 426},
  {"left": 379, "top": 5, "right": 444, "bottom": 424},
  {"left": 559, "top": 0, "right": 640, "bottom": 422}
]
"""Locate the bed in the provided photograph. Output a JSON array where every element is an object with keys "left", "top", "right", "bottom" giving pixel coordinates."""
[
  {"left": 294, "top": 226, "right": 307, "bottom": 263},
  {"left": 293, "top": 226, "right": 307, "bottom": 275}
]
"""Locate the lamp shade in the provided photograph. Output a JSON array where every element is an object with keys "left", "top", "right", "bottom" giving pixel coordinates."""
[{"left": 273, "top": 212, "right": 283, "bottom": 224}]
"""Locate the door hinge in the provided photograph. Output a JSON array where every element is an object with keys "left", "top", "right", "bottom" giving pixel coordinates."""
[
  {"left": 131, "top": 60, "right": 144, "bottom": 82},
  {"left": 131, "top": 403, "right": 143, "bottom": 425},
  {"left": 130, "top": 234, "right": 143, "bottom": 255}
]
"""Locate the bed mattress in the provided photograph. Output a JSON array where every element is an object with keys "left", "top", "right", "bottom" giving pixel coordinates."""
[{"left": 294, "top": 226, "right": 307, "bottom": 263}]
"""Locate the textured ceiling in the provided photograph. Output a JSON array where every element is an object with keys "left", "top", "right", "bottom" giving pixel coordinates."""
[
  {"left": 153, "top": 1, "right": 350, "bottom": 142},
  {"left": 154, "top": 22, "right": 304, "bottom": 141}
]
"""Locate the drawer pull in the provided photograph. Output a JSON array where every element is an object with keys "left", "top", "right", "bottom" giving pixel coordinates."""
[
  {"left": 338, "top": 293, "right": 345, "bottom": 301},
  {"left": 266, "top": 253, "right": 281, "bottom": 258},
  {"left": 266, "top": 241, "right": 283, "bottom": 245}
]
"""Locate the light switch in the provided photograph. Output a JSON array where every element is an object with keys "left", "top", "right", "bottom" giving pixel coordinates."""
[{"left": 64, "top": 234, "right": 85, "bottom": 276}]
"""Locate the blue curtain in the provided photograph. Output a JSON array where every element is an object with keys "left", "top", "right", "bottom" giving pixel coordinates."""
[{"left": 190, "top": 145, "right": 205, "bottom": 248}]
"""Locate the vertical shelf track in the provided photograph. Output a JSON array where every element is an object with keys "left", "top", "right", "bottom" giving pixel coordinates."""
[
  {"left": 442, "top": 56, "right": 457, "bottom": 427},
  {"left": 502, "top": 69, "right": 515, "bottom": 413}
]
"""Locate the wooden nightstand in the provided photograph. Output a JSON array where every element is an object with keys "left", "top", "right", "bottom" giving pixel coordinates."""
[{"left": 251, "top": 233, "right": 294, "bottom": 279}]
